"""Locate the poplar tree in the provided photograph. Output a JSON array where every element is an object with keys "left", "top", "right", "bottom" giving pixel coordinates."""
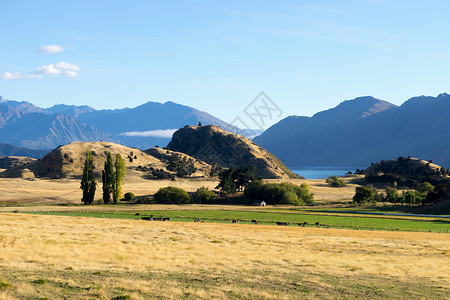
[
  {"left": 113, "top": 153, "right": 125, "bottom": 204},
  {"left": 80, "top": 150, "right": 96, "bottom": 204},
  {"left": 102, "top": 152, "right": 114, "bottom": 204}
]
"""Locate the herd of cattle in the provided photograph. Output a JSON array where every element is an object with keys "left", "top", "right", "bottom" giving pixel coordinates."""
[{"left": 138, "top": 214, "right": 324, "bottom": 227}]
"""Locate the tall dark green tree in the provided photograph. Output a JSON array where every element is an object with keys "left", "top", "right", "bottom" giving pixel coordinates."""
[
  {"left": 216, "top": 166, "right": 257, "bottom": 194},
  {"left": 102, "top": 152, "right": 114, "bottom": 204},
  {"left": 113, "top": 153, "right": 125, "bottom": 204},
  {"left": 216, "top": 169, "right": 237, "bottom": 195},
  {"left": 80, "top": 150, "right": 96, "bottom": 204}
]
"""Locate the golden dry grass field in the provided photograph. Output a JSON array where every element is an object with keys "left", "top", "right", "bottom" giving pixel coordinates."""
[
  {"left": 0, "top": 213, "right": 449, "bottom": 299},
  {"left": 0, "top": 176, "right": 360, "bottom": 205},
  {"left": 0, "top": 176, "right": 449, "bottom": 299}
]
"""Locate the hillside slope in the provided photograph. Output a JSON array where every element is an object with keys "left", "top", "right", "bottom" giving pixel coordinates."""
[
  {"left": 167, "top": 125, "right": 299, "bottom": 179},
  {"left": 0, "top": 141, "right": 211, "bottom": 179}
]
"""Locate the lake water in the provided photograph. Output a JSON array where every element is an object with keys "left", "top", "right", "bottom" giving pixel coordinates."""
[{"left": 290, "top": 167, "right": 360, "bottom": 179}]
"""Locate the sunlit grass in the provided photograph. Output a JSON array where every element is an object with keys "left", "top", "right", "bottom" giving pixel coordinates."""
[{"left": 0, "top": 213, "right": 448, "bottom": 299}]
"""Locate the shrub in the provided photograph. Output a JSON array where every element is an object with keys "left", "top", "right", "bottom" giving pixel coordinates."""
[
  {"left": 384, "top": 186, "right": 399, "bottom": 203},
  {"left": 326, "top": 175, "right": 346, "bottom": 187},
  {"left": 210, "top": 163, "right": 223, "bottom": 177},
  {"left": 0, "top": 280, "right": 11, "bottom": 290},
  {"left": 244, "top": 180, "right": 314, "bottom": 206},
  {"left": 151, "top": 168, "right": 175, "bottom": 180},
  {"left": 134, "top": 196, "right": 155, "bottom": 204},
  {"left": 154, "top": 187, "right": 191, "bottom": 204},
  {"left": 353, "top": 186, "right": 381, "bottom": 204},
  {"left": 124, "top": 192, "right": 135, "bottom": 201},
  {"left": 166, "top": 153, "right": 196, "bottom": 177},
  {"left": 416, "top": 182, "right": 434, "bottom": 195},
  {"left": 32, "top": 279, "right": 46, "bottom": 284},
  {"left": 192, "top": 186, "right": 216, "bottom": 203},
  {"left": 112, "top": 296, "right": 131, "bottom": 300}
]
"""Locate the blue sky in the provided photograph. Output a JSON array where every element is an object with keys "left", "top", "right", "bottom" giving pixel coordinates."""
[{"left": 1, "top": 0, "right": 450, "bottom": 129}]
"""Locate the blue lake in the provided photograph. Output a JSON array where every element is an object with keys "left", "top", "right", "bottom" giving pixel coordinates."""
[{"left": 290, "top": 167, "right": 361, "bottom": 179}]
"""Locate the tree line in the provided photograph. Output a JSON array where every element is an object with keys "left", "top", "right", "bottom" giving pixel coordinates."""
[
  {"left": 80, "top": 150, "right": 125, "bottom": 205},
  {"left": 353, "top": 182, "right": 436, "bottom": 206}
]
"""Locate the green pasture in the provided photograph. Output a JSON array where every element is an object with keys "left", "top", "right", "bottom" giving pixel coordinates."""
[{"left": 21, "top": 208, "right": 450, "bottom": 233}]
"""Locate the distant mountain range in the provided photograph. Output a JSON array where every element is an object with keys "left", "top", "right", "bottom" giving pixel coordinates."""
[
  {"left": 254, "top": 93, "right": 450, "bottom": 168},
  {"left": 3, "top": 93, "right": 450, "bottom": 169},
  {"left": 0, "top": 96, "right": 240, "bottom": 151},
  {"left": 0, "top": 143, "right": 49, "bottom": 159}
]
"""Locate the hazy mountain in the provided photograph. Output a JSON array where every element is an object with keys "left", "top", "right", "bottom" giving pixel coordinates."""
[
  {"left": 0, "top": 96, "right": 48, "bottom": 114},
  {"left": 0, "top": 96, "right": 241, "bottom": 152},
  {"left": 254, "top": 93, "right": 450, "bottom": 168},
  {"left": 0, "top": 143, "right": 49, "bottom": 159},
  {"left": 47, "top": 104, "right": 95, "bottom": 117},
  {"left": 77, "top": 101, "right": 240, "bottom": 149},
  {"left": 0, "top": 98, "right": 118, "bottom": 150}
]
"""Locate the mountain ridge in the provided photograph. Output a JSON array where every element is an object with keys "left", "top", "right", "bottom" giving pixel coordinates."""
[
  {"left": 0, "top": 96, "right": 240, "bottom": 151},
  {"left": 254, "top": 93, "right": 450, "bottom": 168}
]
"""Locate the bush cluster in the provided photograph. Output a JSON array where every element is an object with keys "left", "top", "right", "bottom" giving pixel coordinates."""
[
  {"left": 153, "top": 187, "right": 191, "bottom": 204},
  {"left": 166, "top": 153, "right": 196, "bottom": 177},
  {"left": 192, "top": 186, "right": 216, "bottom": 203},
  {"left": 124, "top": 192, "right": 135, "bottom": 201},
  {"left": 353, "top": 182, "right": 436, "bottom": 206},
  {"left": 244, "top": 180, "right": 314, "bottom": 206},
  {"left": 150, "top": 168, "right": 175, "bottom": 180},
  {"left": 326, "top": 175, "right": 346, "bottom": 187}
]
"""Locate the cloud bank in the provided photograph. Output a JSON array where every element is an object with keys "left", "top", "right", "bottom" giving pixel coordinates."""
[
  {"left": 0, "top": 61, "right": 80, "bottom": 80},
  {"left": 38, "top": 44, "right": 64, "bottom": 54},
  {"left": 119, "top": 129, "right": 177, "bottom": 138}
]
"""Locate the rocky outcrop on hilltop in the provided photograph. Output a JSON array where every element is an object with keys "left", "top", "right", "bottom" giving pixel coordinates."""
[{"left": 167, "top": 125, "right": 299, "bottom": 179}]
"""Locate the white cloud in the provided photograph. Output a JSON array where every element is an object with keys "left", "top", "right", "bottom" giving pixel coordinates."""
[
  {"left": 62, "top": 70, "right": 78, "bottom": 78},
  {"left": 38, "top": 44, "right": 64, "bottom": 54},
  {"left": 35, "top": 64, "right": 61, "bottom": 75},
  {"left": 0, "top": 72, "right": 41, "bottom": 80},
  {"left": 0, "top": 61, "right": 81, "bottom": 80},
  {"left": 55, "top": 61, "right": 80, "bottom": 71},
  {"left": 119, "top": 129, "right": 177, "bottom": 138}
]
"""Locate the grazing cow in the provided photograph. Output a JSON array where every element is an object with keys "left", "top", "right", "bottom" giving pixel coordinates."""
[
  {"left": 162, "top": 217, "right": 171, "bottom": 221},
  {"left": 135, "top": 213, "right": 140, "bottom": 216},
  {"left": 252, "top": 220, "right": 259, "bottom": 225},
  {"left": 141, "top": 217, "right": 153, "bottom": 221},
  {"left": 276, "top": 222, "right": 289, "bottom": 226},
  {"left": 153, "top": 217, "right": 163, "bottom": 221},
  {"left": 194, "top": 218, "right": 201, "bottom": 223},
  {"left": 231, "top": 219, "right": 240, "bottom": 223},
  {"left": 315, "top": 222, "right": 320, "bottom": 226}
]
